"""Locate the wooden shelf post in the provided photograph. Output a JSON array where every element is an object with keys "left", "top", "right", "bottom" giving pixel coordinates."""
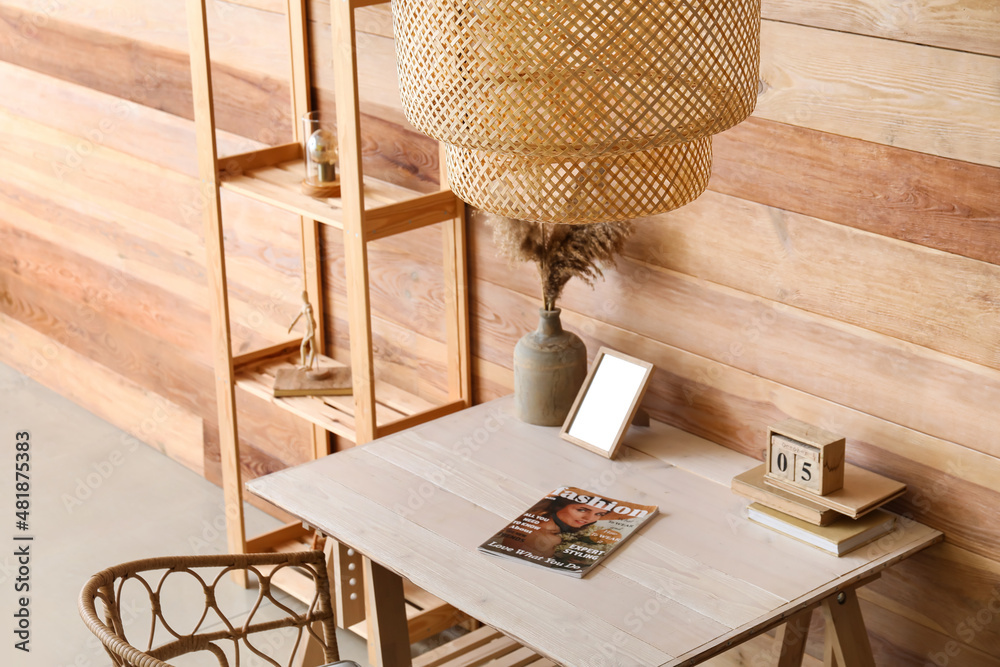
[
  {"left": 331, "top": 0, "right": 378, "bottom": 445},
  {"left": 287, "top": 0, "right": 330, "bottom": 460},
  {"left": 184, "top": 0, "right": 248, "bottom": 585},
  {"left": 439, "top": 143, "right": 472, "bottom": 404}
]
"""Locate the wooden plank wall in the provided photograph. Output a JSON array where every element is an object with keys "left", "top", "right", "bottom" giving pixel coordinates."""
[{"left": 0, "top": 0, "right": 996, "bottom": 665}]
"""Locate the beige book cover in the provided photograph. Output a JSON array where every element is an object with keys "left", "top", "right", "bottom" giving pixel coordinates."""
[
  {"left": 733, "top": 465, "right": 839, "bottom": 526},
  {"left": 763, "top": 463, "right": 906, "bottom": 518},
  {"left": 748, "top": 503, "right": 897, "bottom": 556}
]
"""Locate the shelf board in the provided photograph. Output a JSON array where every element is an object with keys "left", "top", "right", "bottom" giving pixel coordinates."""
[
  {"left": 236, "top": 352, "right": 439, "bottom": 443},
  {"left": 220, "top": 156, "right": 456, "bottom": 238}
]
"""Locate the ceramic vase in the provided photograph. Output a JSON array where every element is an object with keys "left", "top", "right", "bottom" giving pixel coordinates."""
[{"left": 513, "top": 309, "right": 587, "bottom": 425}]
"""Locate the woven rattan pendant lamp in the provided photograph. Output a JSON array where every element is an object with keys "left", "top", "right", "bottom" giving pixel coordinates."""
[{"left": 392, "top": 0, "right": 761, "bottom": 223}]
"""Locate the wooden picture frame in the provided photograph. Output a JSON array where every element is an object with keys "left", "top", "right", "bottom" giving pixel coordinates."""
[{"left": 560, "top": 347, "right": 654, "bottom": 459}]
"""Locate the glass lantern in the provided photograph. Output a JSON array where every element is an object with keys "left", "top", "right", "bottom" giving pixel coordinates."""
[{"left": 301, "top": 111, "right": 340, "bottom": 197}]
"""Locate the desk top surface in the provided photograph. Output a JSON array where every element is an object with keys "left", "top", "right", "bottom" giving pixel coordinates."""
[{"left": 248, "top": 397, "right": 941, "bottom": 667}]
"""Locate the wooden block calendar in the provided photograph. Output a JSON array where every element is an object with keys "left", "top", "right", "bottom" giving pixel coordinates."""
[
  {"left": 761, "top": 419, "right": 907, "bottom": 519},
  {"left": 764, "top": 419, "right": 845, "bottom": 496}
]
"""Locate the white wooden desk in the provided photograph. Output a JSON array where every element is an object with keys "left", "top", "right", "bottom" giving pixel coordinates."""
[{"left": 248, "top": 397, "right": 942, "bottom": 667}]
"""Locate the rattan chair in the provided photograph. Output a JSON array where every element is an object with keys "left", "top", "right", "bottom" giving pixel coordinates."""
[{"left": 78, "top": 550, "right": 360, "bottom": 667}]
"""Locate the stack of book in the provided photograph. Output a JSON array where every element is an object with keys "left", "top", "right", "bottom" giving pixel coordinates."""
[{"left": 732, "top": 464, "right": 906, "bottom": 556}]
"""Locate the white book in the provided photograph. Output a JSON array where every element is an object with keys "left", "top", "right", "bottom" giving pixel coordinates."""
[{"left": 748, "top": 503, "right": 896, "bottom": 557}]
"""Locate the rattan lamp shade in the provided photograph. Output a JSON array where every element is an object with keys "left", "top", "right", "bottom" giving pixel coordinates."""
[
  {"left": 393, "top": 0, "right": 761, "bottom": 156},
  {"left": 391, "top": 0, "right": 761, "bottom": 223},
  {"left": 445, "top": 138, "right": 712, "bottom": 224}
]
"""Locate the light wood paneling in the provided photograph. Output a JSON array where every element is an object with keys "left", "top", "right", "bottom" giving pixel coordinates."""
[
  {"left": 711, "top": 117, "right": 1000, "bottom": 266},
  {"left": 0, "top": 109, "right": 304, "bottom": 353},
  {"left": 0, "top": 63, "right": 313, "bottom": 499},
  {"left": 0, "top": 313, "right": 204, "bottom": 474},
  {"left": 0, "top": 3, "right": 442, "bottom": 190},
  {"left": 0, "top": 0, "right": 292, "bottom": 101},
  {"left": 0, "top": 5, "right": 273, "bottom": 140},
  {"left": 756, "top": 20, "right": 1000, "bottom": 167},
  {"left": 224, "top": 0, "right": 285, "bottom": 14},
  {"left": 629, "top": 191, "right": 1000, "bottom": 371},
  {"left": 0, "top": 60, "right": 263, "bottom": 177},
  {"left": 310, "top": 12, "right": 408, "bottom": 128},
  {"left": 859, "top": 597, "right": 1000, "bottom": 667},
  {"left": 0, "top": 174, "right": 206, "bottom": 328},
  {"left": 471, "top": 220, "right": 1000, "bottom": 460},
  {"left": 0, "top": 260, "right": 213, "bottom": 417},
  {"left": 763, "top": 0, "right": 1000, "bottom": 57},
  {"left": 325, "top": 298, "right": 451, "bottom": 407},
  {"left": 0, "top": 107, "right": 200, "bottom": 237},
  {"left": 868, "top": 543, "right": 1000, "bottom": 657},
  {"left": 0, "top": 201, "right": 211, "bottom": 361},
  {"left": 323, "top": 223, "right": 448, "bottom": 344},
  {"left": 308, "top": 0, "right": 395, "bottom": 39}
]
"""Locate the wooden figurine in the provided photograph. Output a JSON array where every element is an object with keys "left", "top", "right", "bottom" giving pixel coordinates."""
[
  {"left": 764, "top": 419, "right": 845, "bottom": 496},
  {"left": 290, "top": 291, "right": 322, "bottom": 374},
  {"left": 273, "top": 292, "right": 351, "bottom": 397}
]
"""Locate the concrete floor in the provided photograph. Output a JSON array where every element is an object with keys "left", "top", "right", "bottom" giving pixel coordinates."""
[{"left": 0, "top": 362, "right": 370, "bottom": 666}]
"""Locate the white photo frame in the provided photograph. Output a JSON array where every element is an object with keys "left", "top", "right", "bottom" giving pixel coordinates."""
[{"left": 560, "top": 347, "right": 654, "bottom": 459}]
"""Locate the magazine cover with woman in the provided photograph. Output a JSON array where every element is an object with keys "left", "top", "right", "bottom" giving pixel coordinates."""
[{"left": 478, "top": 486, "right": 659, "bottom": 578}]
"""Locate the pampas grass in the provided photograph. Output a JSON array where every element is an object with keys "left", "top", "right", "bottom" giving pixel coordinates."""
[{"left": 484, "top": 214, "right": 634, "bottom": 311}]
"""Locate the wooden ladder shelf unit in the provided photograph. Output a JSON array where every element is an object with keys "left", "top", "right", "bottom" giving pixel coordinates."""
[{"left": 185, "top": 0, "right": 471, "bottom": 637}]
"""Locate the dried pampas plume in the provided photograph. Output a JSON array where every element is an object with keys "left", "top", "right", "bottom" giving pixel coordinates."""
[{"left": 484, "top": 214, "right": 634, "bottom": 311}]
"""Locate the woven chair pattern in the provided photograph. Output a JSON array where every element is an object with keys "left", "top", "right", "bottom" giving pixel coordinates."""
[
  {"left": 78, "top": 551, "right": 342, "bottom": 667},
  {"left": 394, "top": 0, "right": 761, "bottom": 157},
  {"left": 445, "top": 137, "right": 712, "bottom": 224}
]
